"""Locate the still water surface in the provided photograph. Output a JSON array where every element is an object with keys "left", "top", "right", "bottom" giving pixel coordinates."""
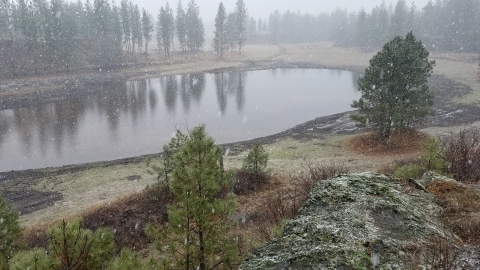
[{"left": 0, "top": 69, "right": 360, "bottom": 171}]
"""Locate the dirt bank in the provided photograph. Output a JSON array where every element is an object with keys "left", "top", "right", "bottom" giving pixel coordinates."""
[{"left": 1, "top": 43, "right": 479, "bottom": 227}]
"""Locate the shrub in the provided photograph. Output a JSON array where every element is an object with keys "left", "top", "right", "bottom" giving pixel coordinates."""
[
  {"left": 49, "top": 219, "right": 114, "bottom": 269},
  {"left": 110, "top": 248, "right": 144, "bottom": 270},
  {"left": 146, "top": 129, "right": 188, "bottom": 186},
  {"left": 255, "top": 191, "right": 300, "bottom": 242},
  {"left": 393, "top": 163, "right": 424, "bottom": 180},
  {"left": 8, "top": 248, "right": 52, "bottom": 270},
  {"left": 421, "top": 137, "right": 450, "bottom": 173},
  {"left": 393, "top": 136, "right": 450, "bottom": 180},
  {"left": 242, "top": 143, "right": 269, "bottom": 180},
  {"left": 441, "top": 127, "right": 480, "bottom": 182},
  {"left": 0, "top": 194, "right": 22, "bottom": 269},
  {"left": 233, "top": 169, "right": 269, "bottom": 195}
]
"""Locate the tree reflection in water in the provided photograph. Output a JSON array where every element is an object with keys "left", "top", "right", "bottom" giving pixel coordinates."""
[{"left": 0, "top": 69, "right": 359, "bottom": 171}]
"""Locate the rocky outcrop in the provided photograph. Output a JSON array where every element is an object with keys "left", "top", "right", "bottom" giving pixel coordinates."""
[{"left": 240, "top": 172, "right": 457, "bottom": 269}]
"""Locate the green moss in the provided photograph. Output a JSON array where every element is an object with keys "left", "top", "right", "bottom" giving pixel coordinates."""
[{"left": 347, "top": 249, "right": 372, "bottom": 270}]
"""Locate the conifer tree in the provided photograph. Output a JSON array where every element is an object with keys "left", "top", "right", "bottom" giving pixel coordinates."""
[
  {"left": 141, "top": 8, "right": 153, "bottom": 54},
  {"left": 157, "top": 2, "right": 174, "bottom": 56},
  {"left": 176, "top": 0, "right": 187, "bottom": 54},
  {"left": 234, "top": 0, "right": 247, "bottom": 54},
  {"left": 212, "top": 2, "right": 227, "bottom": 57},
  {"left": 185, "top": 0, "right": 204, "bottom": 51},
  {"left": 163, "top": 125, "right": 237, "bottom": 270},
  {"left": 226, "top": 12, "right": 237, "bottom": 51},
  {"left": 242, "top": 142, "right": 269, "bottom": 180},
  {"left": 120, "top": 0, "right": 131, "bottom": 51},
  {"left": 351, "top": 32, "right": 435, "bottom": 140},
  {"left": 0, "top": 194, "right": 22, "bottom": 269}
]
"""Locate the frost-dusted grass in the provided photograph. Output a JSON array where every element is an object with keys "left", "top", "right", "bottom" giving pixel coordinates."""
[{"left": 20, "top": 162, "right": 157, "bottom": 227}]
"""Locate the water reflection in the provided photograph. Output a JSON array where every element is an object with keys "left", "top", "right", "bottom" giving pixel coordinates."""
[{"left": 0, "top": 69, "right": 360, "bottom": 171}]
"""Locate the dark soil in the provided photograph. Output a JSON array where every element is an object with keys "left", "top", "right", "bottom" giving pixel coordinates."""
[
  {"left": 1, "top": 189, "right": 63, "bottom": 215},
  {"left": 1, "top": 61, "right": 480, "bottom": 216}
]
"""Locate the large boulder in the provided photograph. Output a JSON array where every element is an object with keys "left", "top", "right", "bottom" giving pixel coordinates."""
[{"left": 239, "top": 172, "right": 451, "bottom": 269}]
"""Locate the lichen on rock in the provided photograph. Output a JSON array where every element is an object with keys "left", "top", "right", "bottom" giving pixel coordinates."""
[{"left": 239, "top": 172, "right": 450, "bottom": 270}]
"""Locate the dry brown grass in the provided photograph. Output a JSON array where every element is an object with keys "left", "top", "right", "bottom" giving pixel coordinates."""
[
  {"left": 426, "top": 180, "right": 480, "bottom": 245},
  {"left": 346, "top": 129, "right": 427, "bottom": 155}
]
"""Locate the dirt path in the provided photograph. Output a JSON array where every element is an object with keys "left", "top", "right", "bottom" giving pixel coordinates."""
[{"left": 1, "top": 43, "right": 480, "bottom": 228}]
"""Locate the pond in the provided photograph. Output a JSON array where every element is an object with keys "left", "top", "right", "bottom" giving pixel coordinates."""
[{"left": 0, "top": 69, "right": 360, "bottom": 171}]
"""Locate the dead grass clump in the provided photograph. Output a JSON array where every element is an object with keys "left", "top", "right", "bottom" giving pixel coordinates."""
[
  {"left": 250, "top": 190, "right": 301, "bottom": 242},
  {"left": 426, "top": 180, "right": 480, "bottom": 245},
  {"left": 293, "top": 161, "right": 349, "bottom": 198},
  {"left": 82, "top": 184, "right": 173, "bottom": 252},
  {"left": 441, "top": 127, "right": 480, "bottom": 182},
  {"left": 347, "top": 129, "right": 427, "bottom": 155},
  {"left": 233, "top": 170, "right": 269, "bottom": 195},
  {"left": 403, "top": 235, "right": 464, "bottom": 270}
]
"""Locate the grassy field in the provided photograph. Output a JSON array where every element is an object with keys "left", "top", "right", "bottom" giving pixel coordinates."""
[{"left": 13, "top": 42, "right": 480, "bottom": 228}]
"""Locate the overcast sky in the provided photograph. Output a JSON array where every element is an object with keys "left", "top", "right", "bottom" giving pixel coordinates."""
[{"left": 132, "top": 0, "right": 431, "bottom": 21}]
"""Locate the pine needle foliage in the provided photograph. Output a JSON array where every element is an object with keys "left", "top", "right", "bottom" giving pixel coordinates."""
[
  {"left": 351, "top": 32, "right": 435, "bottom": 140},
  {"left": 242, "top": 143, "right": 269, "bottom": 179},
  {"left": 0, "top": 195, "right": 22, "bottom": 269},
  {"left": 8, "top": 219, "right": 114, "bottom": 270},
  {"left": 159, "top": 125, "right": 237, "bottom": 270}
]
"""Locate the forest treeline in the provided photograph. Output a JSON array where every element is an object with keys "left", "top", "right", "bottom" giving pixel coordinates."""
[
  {"left": 0, "top": 0, "right": 478, "bottom": 77},
  {"left": 266, "top": 0, "right": 479, "bottom": 52}
]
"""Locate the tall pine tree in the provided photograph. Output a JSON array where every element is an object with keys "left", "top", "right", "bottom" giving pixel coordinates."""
[
  {"left": 141, "top": 8, "right": 153, "bottom": 54},
  {"left": 212, "top": 2, "right": 227, "bottom": 57},
  {"left": 163, "top": 125, "right": 238, "bottom": 270},
  {"left": 175, "top": 0, "right": 187, "bottom": 54},
  {"left": 351, "top": 32, "right": 435, "bottom": 140},
  {"left": 234, "top": 0, "right": 247, "bottom": 54}
]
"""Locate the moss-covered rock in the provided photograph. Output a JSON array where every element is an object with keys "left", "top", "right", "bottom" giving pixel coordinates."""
[{"left": 239, "top": 172, "right": 448, "bottom": 270}]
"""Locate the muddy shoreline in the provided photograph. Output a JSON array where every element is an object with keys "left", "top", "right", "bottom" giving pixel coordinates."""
[{"left": 1, "top": 60, "right": 480, "bottom": 215}]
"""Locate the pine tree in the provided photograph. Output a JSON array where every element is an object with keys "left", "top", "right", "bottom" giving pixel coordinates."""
[
  {"left": 0, "top": 0, "right": 13, "bottom": 39},
  {"left": 242, "top": 142, "right": 269, "bottom": 180},
  {"left": 0, "top": 194, "right": 22, "bottom": 269},
  {"left": 185, "top": 0, "right": 204, "bottom": 51},
  {"left": 141, "top": 8, "right": 153, "bottom": 54},
  {"left": 248, "top": 16, "right": 256, "bottom": 36},
  {"left": 351, "top": 32, "right": 435, "bottom": 140},
  {"left": 390, "top": 0, "right": 408, "bottom": 38},
  {"left": 176, "top": 0, "right": 187, "bottom": 54},
  {"left": 234, "top": 0, "right": 247, "bottom": 54},
  {"left": 226, "top": 12, "right": 237, "bottom": 51},
  {"left": 120, "top": 0, "right": 131, "bottom": 51},
  {"left": 9, "top": 219, "right": 115, "bottom": 270},
  {"left": 157, "top": 2, "right": 174, "bottom": 56},
  {"left": 163, "top": 125, "right": 237, "bottom": 270},
  {"left": 133, "top": 4, "right": 142, "bottom": 53},
  {"left": 212, "top": 2, "right": 227, "bottom": 57}
]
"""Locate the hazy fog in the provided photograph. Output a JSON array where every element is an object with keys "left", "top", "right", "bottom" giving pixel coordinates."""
[{"left": 132, "top": 0, "right": 431, "bottom": 21}]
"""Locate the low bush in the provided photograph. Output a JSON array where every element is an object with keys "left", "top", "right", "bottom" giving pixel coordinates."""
[
  {"left": 10, "top": 219, "right": 115, "bottom": 270},
  {"left": 83, "top": 185, "right": 172, "bottom": 252},
  {"left": 233, "top": 169, "right": 269, "bottom": 195},
  {"left": 392, "top": 136, "right": 450, "bottom": 180},
  {"left": 441, "top": 127, "right": 480, "bottom": 182},
  {"left": 254, "top": 191, "right": 300, "bottom": 241},
  {"left": 393, "top": 163, "right": 424, "bottom": 180}
]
